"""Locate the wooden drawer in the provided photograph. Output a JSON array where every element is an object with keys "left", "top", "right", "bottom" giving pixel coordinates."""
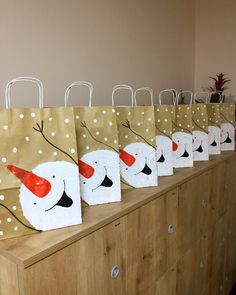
[
  {"left": 211, "top": 214, "right": 227, "bottom": 277},
  {"left": 225, "top": 156, "right": 236, "bottom": 209},
  {"left": 176, "top": 231, "right": 212, "bottom": 295},
  {"left": 23, "top": 217, "right": 127, "bottom": 295},
  {"left": 145, "top": 265, "right": 176, "bottom": 295},
  {"left": 22, "top": 189, "right": 178, "bottom": 295},
  {"left": 209, "top": 162, "right": 227, "bottom": 223},
  {"left": 178, "top": 171, "right": 211, "bottom": 255},
  {"left": 126, "top": 188, "right": 178, "bottom": 295},
  {"left": 224, "top": 205, "right": 236, "bottom": 294},
  {"left": 202, "top": 268, "right": 225, "bottom": 295}
]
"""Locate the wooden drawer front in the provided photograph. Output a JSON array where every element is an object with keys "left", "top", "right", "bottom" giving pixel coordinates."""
[
  {"left": 0, "top": 255, "right": 19, "bottom": 295},
  {"left": 23, "top": 218, "right": 127, "bottom": 295},
  {"left": 23, "top": 189, "right": 178, "bottom": 295},
  {"left": 224, "top": 205, "right": 236, "bottom": 294},
  {"left": 176, "top": 232, "right": 212, "bottom": 295},
  {"left": 126, "top": 200, "right": 157, "bottom": 295},
  {"left": 225, "top": 156, "right": 236, "bottom": 209},
  {"left": 202, "top": 268, "right": 225, "bottom": 295},
  {"left": 211, "top": 215, "right": 227, "bottom": 277},
  {"left": 178, "top": 171, "right": 211, "bottom": 254},
  {"left": 126, "top": 188, "right": 178, "bottom": 295},
  {"left": 145, "top": 265, "right": 176, "bottom": 295},
  {"left": 209, "top": 162, "right": 227, "bottom": 223},
  {"left": 155, "top": 189, "right": 178, "bottom": 279}
]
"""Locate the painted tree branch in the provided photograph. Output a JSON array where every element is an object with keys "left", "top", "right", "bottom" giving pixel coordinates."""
[
  {"left": 155, "top": 124, "right": 172, "bottom": 140},
  {"left": 0, "top": 203, "right": 41, "bottom": 232},
  {"left": 192, "top": 119, "right": 207, "bottom": 133},
  {"left": 80, "top": 121, "right": 119, "bottom": 153},
  {"left": 33, "top": 120, "right": 78, "bottom": 166},
  {"left": 172, "top": 121, "right": 191, "bottom": 134},
  {"left": 122, "top": 120, "right": 156, "bottom": 149},
  {"left": 220, "top": 113, "right": 236, "bottom": 128}
]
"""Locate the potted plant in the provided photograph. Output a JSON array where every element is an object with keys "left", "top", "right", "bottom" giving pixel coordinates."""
[{"left": 209, "top": 73, "right": 231, "bottom": 102}]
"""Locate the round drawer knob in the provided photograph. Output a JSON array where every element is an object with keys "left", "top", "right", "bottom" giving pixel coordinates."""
[
  {"left": 167, "top": 224, "right": 174, "bottom": 234},
  {"left": 111, "top": 265, "right": 120, "bottom": 279},
  {"left": 201, "top": 200, "right": 207, "bottom": 208}
]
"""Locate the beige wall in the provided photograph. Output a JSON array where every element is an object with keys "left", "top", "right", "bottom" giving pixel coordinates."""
[
  {"left": 195, "top": 0, "right": 236, "bottom": 101},
  {"left": 0, "top": 0, "right": 195, "bottom": 107}
]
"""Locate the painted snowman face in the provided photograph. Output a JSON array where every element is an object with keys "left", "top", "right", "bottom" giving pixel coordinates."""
[
  {"left": 155, "top": 135, "right": 173, "bottom": 176},
  {"left": 8, "top": 161, "right": 82, "bottom": 231},
  {"left": 192, "top": 131, "right": 209, "bottom": 161},
  {"left": 172, "top": 132, "right": 193, "bottom": 168},
  {"left": 119, "top": 142, "right": 157, "bottom": 188},
  {"left": 79, "top": 150, "right": 121, "bottom": 205},
  {"left": 220, "top": 123, "right": 235, "bottom": 151},
  {"left": 208, "top": 126, "right": 221, "bottom": 154}
]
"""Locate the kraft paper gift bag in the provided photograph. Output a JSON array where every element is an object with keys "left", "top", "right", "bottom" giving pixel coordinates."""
[
  {"left": 220, "top": 102, "right": 235, "bottom": 151},
  {"left": 192, "top": 92, "right": 209, "bottom": 161},
  {"left": 65, "top": 81, "right": 121, "bottom": 205},
  {"left": 0, "top": 77, "right": 82, "bottom": 240},
  {"left": 153, "top": 89, "right": 175, "bottom": 176},
  {"left": 112, "top": 85, "right": 157, "bottom": 189},
  {"left": 172, "top": 91, "right": 193, "bottom": 168},
  {"left": 207, "top": 93, "right": 221, "bottom": 155}
]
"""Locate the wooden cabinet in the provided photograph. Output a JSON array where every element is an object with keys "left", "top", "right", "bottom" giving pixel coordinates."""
[
  {"left": 177, "top": 231, "right": 212, "bottom": 295},
  {"left": 0, "top": 152, "right": 235, "bottom": 295},
  {"left": 178, "top": 170, "right": 211, "bottom": 255},
  {"left": 126, "top": 189, "right": 178, "bottom": 295},
  {"left": 23, "top": 218, "right": 127, "bottom": 295},
  {"left": 224, "top": 204, "right": 236, "bottom": 295},
  {"left": 209, "top": 161, "right": 227, "bottom": 223}
]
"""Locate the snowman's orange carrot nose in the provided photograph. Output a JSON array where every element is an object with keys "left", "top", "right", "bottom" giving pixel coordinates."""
[
  {"left": 172, "top": 141, "right": 178, "bottom": 152},
  {"left": 119, "top": 149, "right": 136, "bottom": 167},
  {"left": 7, "top": 165, "right": 51, "bottom": 198},
  {"left": 78, "top": 160, "right": 95, "bottom": 178}
]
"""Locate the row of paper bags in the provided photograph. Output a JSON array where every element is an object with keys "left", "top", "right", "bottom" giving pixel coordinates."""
[{"left": 0, "top": 77, "right": 235, "bottom": 240}]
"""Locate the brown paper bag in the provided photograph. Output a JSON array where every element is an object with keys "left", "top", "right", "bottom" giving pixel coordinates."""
[
  {"left": 112, "top": 85, "right": 157, "bottom": 189},
  {"left": 172, "top": 91, "right": 193, "bottom": 168},
  {"left": 155, "top": 89, "right": 175, "bottom": 176},
  {"left": 220, "top": 102, "right": 235, "bottom": 151},
  {"left": 0, "top": 77, "right": 82, "bottom": 240},
  {"left": 206, "top": 93, "right": 221, "bottom": 154},
  {"left": 192, "top": 92, "right": 209, "bottom": 161},
  {"left": 65, "top": 81, "right": 121, "bottom": 205}
]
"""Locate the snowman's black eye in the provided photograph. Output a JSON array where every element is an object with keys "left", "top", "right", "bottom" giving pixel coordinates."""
[
  {"left": 95, "top": 161, "right": 97, "bottom": 164},
  {"left": 34, "top": 202, "right": 37, "bottom": 205},
  {"left": 135, "top": 153, "right": 138, "bottom": 156},
  {"left": 83, "top": 181, "right": 86, "bottom": 184},
  {"left": 52, "top": 175, "right": 55, "bottom": 178},
  {"left": 125, "top": 168, "right": 128, "bottom": 170}
]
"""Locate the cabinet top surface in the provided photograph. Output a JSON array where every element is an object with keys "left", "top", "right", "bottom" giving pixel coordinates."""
[{"left": 0, "top": 151, "right": 234, "bottom": 268}]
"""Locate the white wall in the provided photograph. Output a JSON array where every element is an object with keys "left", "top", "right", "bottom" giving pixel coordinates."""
[
  {"left": 195, "top": 0, "right": 236, "bottom": 101},
  {"left": 0, "top": 0, "right": 195, "bottom": 107}
]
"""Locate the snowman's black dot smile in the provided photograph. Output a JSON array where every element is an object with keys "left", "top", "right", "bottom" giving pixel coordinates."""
[
  {"left": 92, "top": 167, "right": 113, "bottom": 191},
  {"left": 45, "top": 180, "right": 73, "bottom": 212},
  {"left": 178, "top": 145, "right": 189, "bottom": 158},
  {"left": 135, "top": 158, "right": 152, "bottom": 175},
  {"left": 194, "top": 141, "right": 203, "bottom": 153},
  {"left": 221, "top": 132, "right": 232, "bottom": 144},
  {"left": 157, "top": 151, "right": 165, "bottom": 163},
  {"left": 210, "top": 136, "right": 217, "bottom": 147}
]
